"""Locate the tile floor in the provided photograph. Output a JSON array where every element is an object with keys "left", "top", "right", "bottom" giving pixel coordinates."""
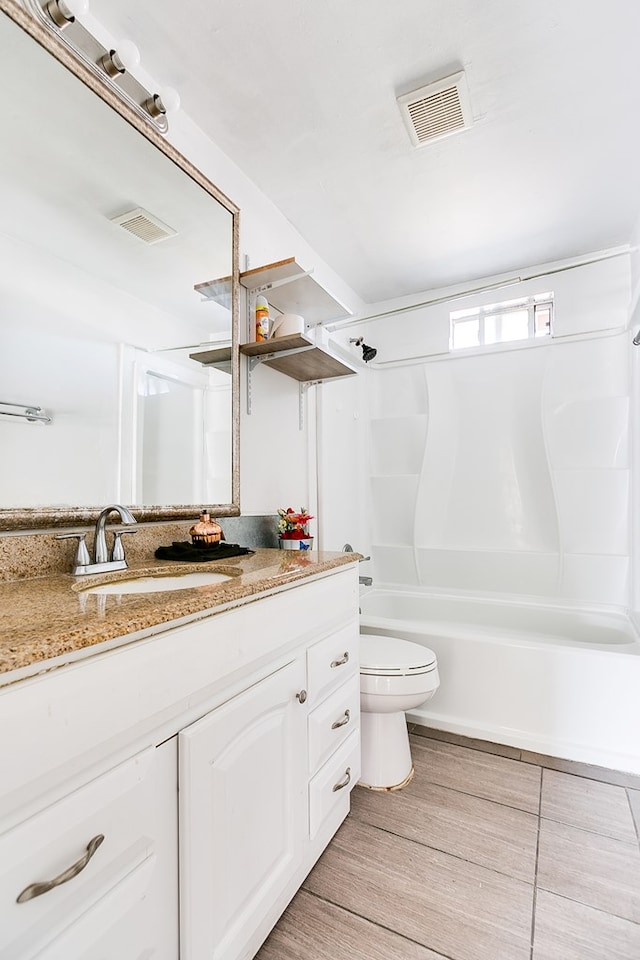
[{"left": 256, "top": 733, "right": 640, "bottom": 960}]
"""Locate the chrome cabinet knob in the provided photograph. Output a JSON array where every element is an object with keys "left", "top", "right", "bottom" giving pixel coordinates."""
[{"left": 296, "top": 689, "right": 307, "bottom": 704}]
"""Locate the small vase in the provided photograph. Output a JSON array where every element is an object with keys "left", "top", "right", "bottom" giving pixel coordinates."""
[
  {"left": 278, "top": 536, "right": 314, "bottom": 551},
  {"left": 189, "top": 511, "right": 223, "bottom": 546}
]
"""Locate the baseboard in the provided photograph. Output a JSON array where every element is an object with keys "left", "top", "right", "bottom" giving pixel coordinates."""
[{"left": 408, "top": 715, "right": 640, "bottom": 789}]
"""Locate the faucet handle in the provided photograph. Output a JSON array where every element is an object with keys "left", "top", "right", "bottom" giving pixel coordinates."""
[
  {"left": 111, "top": 529, "right": 137, "bottom": 563},
  {"left": 55, "top": 533, "right": 91, "bottom": 569}
]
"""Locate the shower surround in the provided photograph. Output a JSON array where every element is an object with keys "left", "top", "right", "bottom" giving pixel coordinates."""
[{"left": 369, "top": 329, "right": 630, "bottom": 607}]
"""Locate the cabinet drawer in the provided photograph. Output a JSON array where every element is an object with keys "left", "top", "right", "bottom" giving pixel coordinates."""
[
  {"left": 307, "top": 624, "right": 358, "bottom": 705},
  {"left": 308, "top": 675, "right": 360, "bottom": 775},
  {"left": 0, "top": 742, "right": 178, "bottom": 960},
  {"left": 309, "top": 731, "right": 360, "bottom": 840}
]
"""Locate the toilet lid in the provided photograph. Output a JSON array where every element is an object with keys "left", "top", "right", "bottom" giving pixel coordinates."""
[{"left": 359, "top": 634, "right": 437, "bottom": 676}]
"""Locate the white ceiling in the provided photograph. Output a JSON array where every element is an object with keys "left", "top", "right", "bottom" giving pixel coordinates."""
[{"left": 88, "top": 0, "right": 640, "bottom": 303}]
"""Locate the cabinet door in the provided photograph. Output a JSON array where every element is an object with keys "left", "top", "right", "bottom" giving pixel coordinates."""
[
  {"left": 179, "top": 659, "right": 307, "bottom": 960},
  {"left": 0, "top": 738, "right": 178, "bottom": 960}
]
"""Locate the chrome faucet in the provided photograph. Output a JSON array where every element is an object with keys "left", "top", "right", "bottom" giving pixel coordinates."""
[
  {"left": 359, "top": 576, "right": 373, "bottom": 587},
  {"left": 56, "top": 504, "right": 137, "bottom": 576},
  {"left": 94, "top": 504, "right": 137, "bottom": 565}
]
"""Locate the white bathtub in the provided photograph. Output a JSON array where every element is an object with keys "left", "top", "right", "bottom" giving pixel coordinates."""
[{"left": 359, "top": 588, "right": 640, "bottom": 774}]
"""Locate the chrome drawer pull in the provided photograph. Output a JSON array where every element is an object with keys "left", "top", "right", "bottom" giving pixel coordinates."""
[
  {"left": 296, "top": 689, "right": 307, "bottom": 704},
  {"left": 17, "top": 834, "right": 105, "bottom": 904},
  {"left": 332, "top": 767, "right": 352, "bottom": 792},
  {"left": 331, "top": 709, "right": 351, "bottom": 730},
  {"left": 330, "top": 652, "right": 349, "bottom": 668}
]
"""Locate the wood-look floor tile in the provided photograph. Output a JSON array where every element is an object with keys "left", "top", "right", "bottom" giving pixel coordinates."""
[
  {"left": 255, "top": 888, "right": 448, "bottom": 960},
  {"left": 540, "top": 769, "right": 637, "bottom": 842},
  {"left": 532, "top": 889, "right": 640, "bottom": 960},
  {"left": 628, "top": 789, "right": 640, "bottom": 839},
  {"left": 351, "top": 775, "right": 538, "bottom": 882},
  {"left": 537, "top": 818, "right": 640, "bottom": 922},
  {"left": 410, "top": 736, "right": 541, "bottom": 813},
  {"left": 408, "top": 723, "right": 522, "bottom": 760},
  {"left": 303, "top": 816, "right": 534, "bottom": 960},
  {"left": 521, "top": 750, "right": 640, "bottom": 790}
]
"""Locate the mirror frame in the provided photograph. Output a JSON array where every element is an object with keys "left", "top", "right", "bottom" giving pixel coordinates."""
[{"left": 0, "top": 0, "right": 240, "bottom": 530}]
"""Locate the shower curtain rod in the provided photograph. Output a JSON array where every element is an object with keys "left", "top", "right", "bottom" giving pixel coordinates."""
[{"left": 325, "top": 247, "right": 633, "bottom": 332}]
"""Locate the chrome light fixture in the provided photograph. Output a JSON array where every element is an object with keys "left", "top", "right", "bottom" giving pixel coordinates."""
[
  {"left": 25, "top": 0, "right": 180, "bottom": 134},
  {"left": 145, "top": 87, "right": 181, "bottom": 119},
  {"left": 45, "top": 0, "right": 88, "bottom": 28},
  {"left": 100, "top": 40, "right": 140, "bottom": 78}
]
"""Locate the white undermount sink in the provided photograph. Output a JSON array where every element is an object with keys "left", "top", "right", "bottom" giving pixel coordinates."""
[{"left": 82, "top": 571, "right": 233, "bottom": 595}]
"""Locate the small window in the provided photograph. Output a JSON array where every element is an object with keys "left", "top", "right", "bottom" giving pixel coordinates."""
[{"left": 450, "top": 293, "right": 553, "bottom": 352}]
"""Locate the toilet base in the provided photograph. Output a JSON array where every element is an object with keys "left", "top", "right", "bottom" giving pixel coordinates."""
[
  {"left": 358, "top": 766, "right": 415, "bottom": 792},
  {"left": 359, "top": 710, "right": 414, "bottom": 790}
]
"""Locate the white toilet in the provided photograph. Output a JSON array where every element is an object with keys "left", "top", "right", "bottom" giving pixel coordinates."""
[{"left": 359, "top": 633, "right": 440, "bottom": 790}]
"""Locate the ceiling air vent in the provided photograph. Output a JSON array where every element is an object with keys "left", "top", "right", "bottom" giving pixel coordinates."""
[
  {"left": 110, "top": 207, "right": 177, "bottom": 244},
  {"left": 397, "top": 71, "right": 472, "bottom": 147}
]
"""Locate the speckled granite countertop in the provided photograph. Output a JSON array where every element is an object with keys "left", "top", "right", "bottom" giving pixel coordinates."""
[{"left": 0, "top": 549, "right": 360, "bottom": 681}]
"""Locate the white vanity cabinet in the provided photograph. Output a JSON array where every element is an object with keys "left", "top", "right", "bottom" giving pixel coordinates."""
[
  {"left": 0, "top": 564, "right": 359, "bottom": 960},
  {"left": 179, "top": 659, "right": 308, "bottom": 960},
  {"left": 0, "top": 741, "right": 179, "bottom": 960}
]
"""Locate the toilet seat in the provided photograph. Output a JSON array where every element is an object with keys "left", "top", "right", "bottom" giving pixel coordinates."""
[{"left": 360, "top": 634, "right": 437, "bottom": 677}]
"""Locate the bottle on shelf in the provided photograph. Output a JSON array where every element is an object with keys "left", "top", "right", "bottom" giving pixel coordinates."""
[{"left": 255, "top": 295, "right": 270, "bottom": 342}]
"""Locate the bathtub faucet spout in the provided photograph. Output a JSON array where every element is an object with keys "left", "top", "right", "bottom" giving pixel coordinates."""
[{"left": 359, "top": 576, "right": 373, "bottom": 587}]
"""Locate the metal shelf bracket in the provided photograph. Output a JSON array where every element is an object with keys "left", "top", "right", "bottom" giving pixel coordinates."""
[
  {"left": 299, "top": 380, "right": 321, "bottom": 430},
  {"left": 254, "top": 269, "right": 314, "bottom": 297},
  {"left": 245, "top": 345, "right": 315, "bottom": 417}
]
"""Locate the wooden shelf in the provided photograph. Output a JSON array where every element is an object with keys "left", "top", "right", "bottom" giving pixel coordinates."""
[
  {"left": 239, "top": 258, "right": 351, "bottom": 326},
  {"left": 239, "top": 334, "right": 357, "bottom": 383},
  {"left": 193, "top": 275, "right": 232, "bottom": 309},
  {"left": 195, "top": 259, "right": 351, "bottom": 325},
  {"left": 189, "top": 345, "right": 232, "bottom": 374}
]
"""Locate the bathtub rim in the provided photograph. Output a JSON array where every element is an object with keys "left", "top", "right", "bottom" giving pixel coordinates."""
[{"left": 359, "top": 583, "right": 640, "bottom": 656}]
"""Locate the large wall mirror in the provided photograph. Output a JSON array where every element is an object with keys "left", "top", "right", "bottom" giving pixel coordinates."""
[{"left": 0, "top": 1, "right": 240, "bottom": 530}]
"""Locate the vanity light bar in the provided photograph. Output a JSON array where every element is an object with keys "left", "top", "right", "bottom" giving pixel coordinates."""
[{"left": 23, "top": 0, "right": 173, "bottom": 135}]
